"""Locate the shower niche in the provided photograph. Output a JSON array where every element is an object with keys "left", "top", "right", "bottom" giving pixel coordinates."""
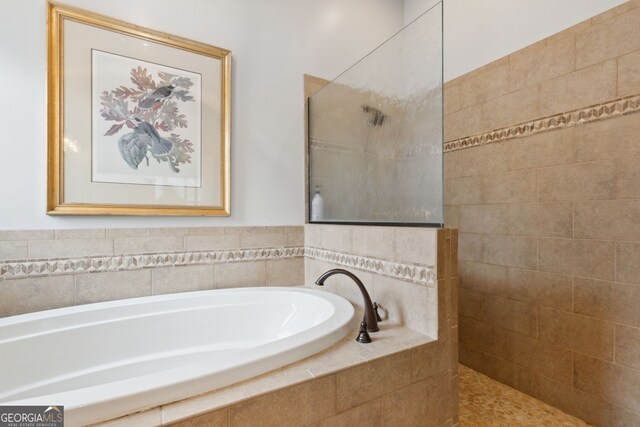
[{"left": 308, "top": 2, "right": 443, "bottom": 226}]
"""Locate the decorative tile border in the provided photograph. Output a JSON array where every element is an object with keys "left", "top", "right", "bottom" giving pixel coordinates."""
[
  {"left": 0, "top": 245, "right": 436, "bottom": 286},
  {"left": 0, "top": 247, "right": 305, "bottom": 280},
  {"left": 304, "top": 247, "right": 436, "bottom": 287},
  {"left": 444, "top": 94, "right": 640, "bottom": 152}
]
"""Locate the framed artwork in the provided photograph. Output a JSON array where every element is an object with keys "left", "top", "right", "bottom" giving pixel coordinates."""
[{"left": 47, "top": 1, "right": 231, "bottom": 216}]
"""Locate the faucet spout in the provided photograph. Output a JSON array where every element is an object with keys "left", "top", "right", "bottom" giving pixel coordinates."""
[{"left": 315, "top": 268, "right": 379, "bottom": 332}]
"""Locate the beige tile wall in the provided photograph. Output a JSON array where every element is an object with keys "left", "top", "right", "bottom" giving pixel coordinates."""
[
  {"left": 446, "top": 2, "right": 640, "bottom": 426},
  {"left": 167, "top": 226, "right": 459, "bottom": 427},
  {"left": 304, "top": 224, "right": 439, "bottom": 337},
  {"left": 0, "top": 226, "right": 304, "bottom": 317}
]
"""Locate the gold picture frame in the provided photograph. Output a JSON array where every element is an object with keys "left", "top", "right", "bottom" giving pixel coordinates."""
[{"left": 47, "top": 1, "right": 231, "bottom": 216}]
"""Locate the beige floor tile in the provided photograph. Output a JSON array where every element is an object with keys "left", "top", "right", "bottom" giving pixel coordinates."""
[{"left": 459, "top": 364, "right": 591, "bottom": 426}]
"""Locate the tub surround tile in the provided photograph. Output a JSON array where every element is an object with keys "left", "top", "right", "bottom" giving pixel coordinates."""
[
  {"left": 265, "top": 258, "right": 304, "bottom": 286},
  {"left": 351, "top": 226, "right": 396, "bottom": 261},
  {"left": 311, "top": 398, "right": 381, "bottom": 427},
  {"left": 239, "top": 233, "right": 288, "bottom": 249},
  {"left": 214, "top": 261, "right": 266, "bottom": 288},
  {"left": 29, "top": 238, "right": 114, "bottom": 259},
  {"left": 170, "top": 409, "right": 227, "bottom": 427},
  {"left": 0, "top": 241, "right": 28, "bottom": 261},
  {"left": 319, "top": 225, "right": 353, "bottom": 254},
  {"left": 55, "top": 228, "right": 106, "bottom": 239},
  {"left": 149, "top": 228, "right": 190, "bottom": 237},
  {"left": 93, "top": 321, "right": 439, "bottom": 426},
  {"left": 114, "top": 236, "right": 184, "bottom": 255},
  {"left": 0, "top": 225, "right": 452, "bottom": 423},
  {"left": 0, "top": 275, "right": 75, "bottom": 317},
  {"left": 105, "top": 228, "right": 152, "bottom": 237},
  {"left": 228, "top": 376, "right": 336, "bottom": 427},
  {"left": 286, "top": 231, "right": 304, "bottom": 246},
  {"left": 183, "top": 235, "right": 242, "bottom": 251},
  {"left": 411, "top": 340, "right": 451, "bottom": 381},
  {"left": 372, "top": 275, "right": 435, "bottom": 336},
  {"left": 381, "top": 373, "right": 448, "bottom": 427},
  {"left": 0, "top": 230, "right": 55, "bottom": 241},
  {"left": 336, "top": 351, "right": 412, "bottom": 412},
  {"left": 76, "top": 270, "right": 152, "bottom": 305},
  {"left": 239, "top": 368, "right": 314, "bottom": 399},
  {"left": 161, "top": 386, "right": 247, "bottom": 426},
  {"left": 152, "top": 265, "right": 214, "bottom": 295},
  {"left": 92, "top": 407, "right": 163, "bottom": 427},
  {"left": 394, "top": 228, "right": 437, "bottom": 265},
  {"left": 187, "top": 227, "right": 226, "bottom": 236}
]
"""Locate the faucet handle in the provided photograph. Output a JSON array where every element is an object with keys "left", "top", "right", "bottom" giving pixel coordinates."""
[
  {"left": 373, "top": 302, "right": 382, "bottom": 322},
  {"left": 356, "top": 321, "right": 372, "bottom": 343}
]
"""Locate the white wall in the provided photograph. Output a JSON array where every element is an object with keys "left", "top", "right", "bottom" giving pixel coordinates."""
[
  {"left": 404, "top": 0, "right": 628, "bottom": 80},
  {"left": 0, "top": 0, "right": 404, "bottom": 229},
  {"left": 1, "top": 0, "right": 631, "bottom": 229}
]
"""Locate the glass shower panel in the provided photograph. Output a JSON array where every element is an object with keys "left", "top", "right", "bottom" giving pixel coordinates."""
[{"left": 308, "top": 2, "right": 443, "bottom": 225}]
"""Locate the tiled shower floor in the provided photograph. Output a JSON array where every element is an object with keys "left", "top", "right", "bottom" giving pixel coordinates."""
[{"left": 459, "top": 365, "right": 591, "bottom": 426}]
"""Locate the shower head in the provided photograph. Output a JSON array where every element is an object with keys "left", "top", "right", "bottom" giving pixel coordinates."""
[{"left": 361, "top": 105, "right": 385, "bottom": 127}]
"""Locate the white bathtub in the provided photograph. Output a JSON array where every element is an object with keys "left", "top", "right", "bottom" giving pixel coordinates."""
[{"left": 0, "top": 287, "right": 354, "bottom": 426}]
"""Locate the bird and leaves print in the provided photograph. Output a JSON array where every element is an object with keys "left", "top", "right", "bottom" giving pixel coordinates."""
[{"left": 99, "top": 67, "right": 195, "bottom": 173}]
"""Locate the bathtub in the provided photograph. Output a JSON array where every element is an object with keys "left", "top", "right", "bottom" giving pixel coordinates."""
[{"left": 0, "top": 287, "right": 354, "bottom": 426}]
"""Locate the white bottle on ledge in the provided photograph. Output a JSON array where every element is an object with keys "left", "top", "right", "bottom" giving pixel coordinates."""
[{"left": 311, "top": 185, "right": 324, "bottom": 221}]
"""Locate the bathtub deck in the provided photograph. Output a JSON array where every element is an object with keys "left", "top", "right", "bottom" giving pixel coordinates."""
[{"left": 92, "top": 322, "right": 434, "bottom": 426}]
